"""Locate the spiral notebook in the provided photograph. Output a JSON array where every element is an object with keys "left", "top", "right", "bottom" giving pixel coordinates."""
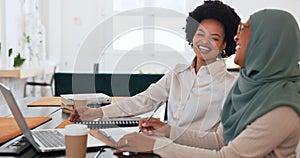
[{"left": 75, "top": 117, "right": 140, "bottom": 129}]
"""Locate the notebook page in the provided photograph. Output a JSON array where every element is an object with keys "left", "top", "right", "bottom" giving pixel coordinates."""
[{"left": 98, "top": 127, "right": 139, "bottom": 143}]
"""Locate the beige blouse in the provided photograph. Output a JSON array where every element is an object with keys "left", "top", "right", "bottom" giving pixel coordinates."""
[
  {"left": 154, "top": 106, "right": 300, "bottom": 158},
  {"left": 102, "top": 60, "right": 236, "bottom": 131}
]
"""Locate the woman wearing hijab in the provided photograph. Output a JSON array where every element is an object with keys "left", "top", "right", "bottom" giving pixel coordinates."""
[{"left": 116, "top": 9, "right": 300, "bottom": 158}]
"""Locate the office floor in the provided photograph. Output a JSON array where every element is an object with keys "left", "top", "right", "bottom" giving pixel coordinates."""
[{"left": 25, "top": 86, "right": 53, "bottom": 98}]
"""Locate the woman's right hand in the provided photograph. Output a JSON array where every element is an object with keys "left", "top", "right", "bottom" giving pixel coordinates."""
[
  {"left": 69, "top": 106, "right": 103, "bottom": 122},
  {"left": 139, "top": 118, "right": 170, "bottom": 137}
]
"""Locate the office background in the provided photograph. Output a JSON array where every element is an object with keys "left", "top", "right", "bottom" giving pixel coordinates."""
[
  {"left": 0, "top": 0, "right": 300, "bottom": 98},
  {"left": 1, "top": 0, "right": 299, "bottom": 73}
]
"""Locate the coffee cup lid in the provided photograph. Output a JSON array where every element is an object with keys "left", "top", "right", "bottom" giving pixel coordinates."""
[{"left": 65, "top": 124, "right": 88, "bottom": 136}]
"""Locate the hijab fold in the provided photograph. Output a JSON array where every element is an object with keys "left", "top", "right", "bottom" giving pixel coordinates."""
[{"left": 221, "top": 9, "right": 300, "bottom": 145}]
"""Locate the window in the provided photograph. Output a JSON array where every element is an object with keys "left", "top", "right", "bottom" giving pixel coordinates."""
[{"left": 96, "top": 0, "right": 195, "bottom": 73}]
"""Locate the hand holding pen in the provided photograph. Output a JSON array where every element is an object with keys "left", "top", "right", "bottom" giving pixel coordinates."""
[
  {"left": 140, "top": 118, "right": 171, "bottom": 137},
  {"left": 138, "top": 103, "right": 171, "bottom": 137},
  {"left": 138, "top": 102, "right": 162, "bottom": 133}
]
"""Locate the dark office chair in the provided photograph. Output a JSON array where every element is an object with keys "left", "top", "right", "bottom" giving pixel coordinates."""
[{"left": 24, "top": 66, "right": 56, "bottom": 97}]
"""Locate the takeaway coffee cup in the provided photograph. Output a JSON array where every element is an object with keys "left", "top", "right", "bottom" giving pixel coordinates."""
[{"left": 65, "top": 124, "right": 88, "bottom": 158}]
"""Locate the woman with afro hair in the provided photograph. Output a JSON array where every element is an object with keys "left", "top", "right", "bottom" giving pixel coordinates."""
[{"left": 70, "top": 0, "right": 240, "bottom": 134}]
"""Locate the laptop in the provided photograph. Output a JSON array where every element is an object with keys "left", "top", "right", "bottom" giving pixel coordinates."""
[{"left": 0, "top": 83, "right": 105, "bottom": 153}]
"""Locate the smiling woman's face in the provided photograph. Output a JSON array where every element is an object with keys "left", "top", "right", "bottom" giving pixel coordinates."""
[
  {"left": 192, "top": 19, "right": 226, "bottom": 64},
  {"left": 234, "top": 20, "right": 251, "bottom": 68}
]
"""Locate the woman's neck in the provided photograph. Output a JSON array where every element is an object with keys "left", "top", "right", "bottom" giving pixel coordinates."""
[{"left": 194, "top": 58, "right": 216, "bottom": 74}]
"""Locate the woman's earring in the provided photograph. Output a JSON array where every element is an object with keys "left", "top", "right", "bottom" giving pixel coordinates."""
[
  {"left": 217, "top": 50, "right": 226, "bottom": 59},
  {"left": 221, "top": 50, "right": 226, "bottom": 56},
  {"left": 217, "top": 50, "right": 226, "bottom": 58}
]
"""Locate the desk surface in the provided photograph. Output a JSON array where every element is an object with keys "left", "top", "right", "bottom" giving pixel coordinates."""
[{"left": 0, "top": 97, "right": 160, "bottom": 158}]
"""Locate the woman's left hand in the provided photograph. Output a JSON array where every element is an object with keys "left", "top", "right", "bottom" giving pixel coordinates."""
[{"left": 114, "top": 132, "right": 155, "bottom": 154}]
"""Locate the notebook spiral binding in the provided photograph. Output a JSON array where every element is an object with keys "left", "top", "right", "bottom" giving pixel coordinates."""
[{"left": 75, "top": 118, "right": 140, "bottom": 129}]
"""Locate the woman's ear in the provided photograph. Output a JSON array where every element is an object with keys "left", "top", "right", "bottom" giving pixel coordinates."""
[{"left": 222, "top": 41, "right": 227, "bottom": 51}]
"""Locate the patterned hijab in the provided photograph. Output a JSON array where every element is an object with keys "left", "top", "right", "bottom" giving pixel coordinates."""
[{"left": 221, "top": 9, "right": 300, "bottom": 145}]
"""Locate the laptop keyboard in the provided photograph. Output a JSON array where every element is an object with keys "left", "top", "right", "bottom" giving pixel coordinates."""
[{"left": 31, "top": 130, "right": 65, "bottom": 148}]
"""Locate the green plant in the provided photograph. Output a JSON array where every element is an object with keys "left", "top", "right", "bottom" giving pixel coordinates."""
[{"left": 8, "top": 48, "right": 26, "bottom": 67}]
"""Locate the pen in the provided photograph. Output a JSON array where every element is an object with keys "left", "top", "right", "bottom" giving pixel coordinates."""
[
  {"left": 94, "top": 147, "right": 105, "bottom": 158},
  {"left": 71, "top": 104, "right": 75, "bottom": 110},
  {"left": 139, "top": 102, "right": 164, "bottom": 133},
  {"left": 47, "top": 107, "right": 73, "bottom": 116},
  {"left": 47, "top": 107, "right": 63, "bottom": 116}
]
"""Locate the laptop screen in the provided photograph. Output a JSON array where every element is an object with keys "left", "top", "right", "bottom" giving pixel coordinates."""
[{"left": 0, "top": 83, "right": 41, "bottom": 151}]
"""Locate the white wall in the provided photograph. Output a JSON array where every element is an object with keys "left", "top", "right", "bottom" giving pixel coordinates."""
[
  {"left": 40, "top": 0, "right": 61, "bottom": 67},
  {"left": 0, "top": 0, "right": 23, "bottom": 69},
  {"left": 224, "top": 0, "right": 300, "bottom": 24},
  {"left": 60, "top": 0, "right": 101, "bottom": 71}
]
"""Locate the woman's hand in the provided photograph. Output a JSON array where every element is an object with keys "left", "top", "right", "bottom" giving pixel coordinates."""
[
  {"left": 69, "top": 108, "right": 82, "bottom": 122},
  {"left": 139, "top": 118, "right": 171, "bottom": 137},
  {"left": 69, "top": 106, "right": 103, "bottom": 122},
  {"left": 114, "top": 132, "right": 155, "bottom": 154}
]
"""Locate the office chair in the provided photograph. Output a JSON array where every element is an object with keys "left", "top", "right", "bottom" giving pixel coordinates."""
[{"left": 24, "top": 66, "right": 56, "bottom": 97}]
